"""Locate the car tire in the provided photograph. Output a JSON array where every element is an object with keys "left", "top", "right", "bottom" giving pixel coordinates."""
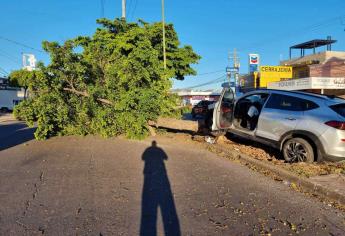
[
  {"left": 283, "top": 138, "right": 314, "bottom": 163},
  {"left": 316, "top": 149, "right": 324, "bottom": 163}
]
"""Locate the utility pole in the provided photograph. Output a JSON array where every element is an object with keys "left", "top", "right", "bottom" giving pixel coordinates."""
[
  {"left": 162, "top": 0, "right": 167, "bottom": 69},
  {"left": 233, "top": 48, "right": 240, "bottom": 90},
  {"left": 122, "top": 0, "right": 126, "bottom": 19},
  {"left": 226, "top": 51, "right": 232, "bottom": 83},
  {"left": 226, "top": 49, "right": 240, "bottom": 93}
]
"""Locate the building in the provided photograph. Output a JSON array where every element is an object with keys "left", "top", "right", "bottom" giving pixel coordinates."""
[
  {"left": 281, "top": 48, "right": 345, "bottom": 80},
  {"left": 266, "top": 38, "right": 345, "bottom": 96},
  {"left": 0, "top": 77, "right": 26, "bottom": 111},
  {"left": 0, "top": 77, "right": 9, "bottom": 89},
  {"left": 0, "top": 87, "right": 25, "bottom": 111},
  {"left": 172, "top": 89, "right": 221, "bottom": 106}
]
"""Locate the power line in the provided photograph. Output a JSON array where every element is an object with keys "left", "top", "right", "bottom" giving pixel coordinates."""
[
  {"left": 0, "top": 49, "right": 19, "bottom": 60},
  {"left": 0, "top": 53, "right": 20, "bottom": 66},
  {"left": 100, "top": 0, "right": 105, "bottom": 17},
  {"left": 0, "top": 67, "right": 9, "bottom": 76},
  {"left": 238, "top": 14, "right": 345, "bottom": 53},
  {"left": 306, "top": 15, "right": 345, "bottom": 31},
  {"left": 127, "top": 0, "right": 133, "bottom": 19},
  {"left": 0, "top": 49, "right": 21, "bottom": 66},
  {"left": 129, "top": 0, "right": 138, "bottom": 21},
  {"left": 197, "top": 69, "right": 224, "bottom": 76},
  {"left": 0, "top": 36, "right": 45, "bottom": 53},
  {"left": 181, "top": 75, "right": 227, "bottom": 90},
  {"left": 198, "top": 14, "right": 345, "bottom": 74}
]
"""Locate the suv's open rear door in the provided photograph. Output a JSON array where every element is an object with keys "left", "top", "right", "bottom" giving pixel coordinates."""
[{"left": 212, "top": 84, "right": 235, "bottom": 131}]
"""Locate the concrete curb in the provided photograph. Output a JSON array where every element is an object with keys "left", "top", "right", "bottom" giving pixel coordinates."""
[{"left": 215, "top": 145, "right": 345, "bottom": 206}]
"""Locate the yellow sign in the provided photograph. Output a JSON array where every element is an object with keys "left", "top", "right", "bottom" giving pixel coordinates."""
[
  {"left": 259, "top": 66, "right": 293, "bottom": 87},
  {"left": 260, "top": 66, "right": 292, "bottom": 79}
]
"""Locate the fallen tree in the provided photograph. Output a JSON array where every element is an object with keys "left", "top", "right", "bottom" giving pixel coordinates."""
[{"left": 11, "top": 18, "right": 200, "bottom": 140}]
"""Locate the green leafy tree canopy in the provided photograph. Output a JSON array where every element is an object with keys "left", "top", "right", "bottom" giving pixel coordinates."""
[{"left": 13, "top": 18, "right": 200, "bottom": 140}]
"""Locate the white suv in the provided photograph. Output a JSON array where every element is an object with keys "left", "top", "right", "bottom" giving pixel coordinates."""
[{"left": 207, "top": 83, "right": 345, "bottom": 162}]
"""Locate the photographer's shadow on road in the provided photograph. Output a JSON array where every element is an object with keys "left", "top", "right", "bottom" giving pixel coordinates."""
[{"left": 140, "top": 141, "right": 181, "bottom": 236}]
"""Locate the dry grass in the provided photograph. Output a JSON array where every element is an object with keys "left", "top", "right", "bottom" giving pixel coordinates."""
[{"left": 216, "top": 135, "right": 345, "bottom": 178}]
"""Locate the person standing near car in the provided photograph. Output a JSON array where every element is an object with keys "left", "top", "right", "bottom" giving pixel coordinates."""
[{"left": 247, "top": 103, "right": 259, "bottom": 130}]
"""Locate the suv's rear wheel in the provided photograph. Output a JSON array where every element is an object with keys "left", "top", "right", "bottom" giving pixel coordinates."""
[{"left": 283, "top": 138, "right": 314, "bottom": 163}]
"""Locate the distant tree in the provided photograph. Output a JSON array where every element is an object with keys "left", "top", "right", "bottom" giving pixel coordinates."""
[
  {"left": 9, "top": 69, "right": 38, "bottom": 99},
  {"left": 13, "top": 18, "right": 200, "bottom": 140}
]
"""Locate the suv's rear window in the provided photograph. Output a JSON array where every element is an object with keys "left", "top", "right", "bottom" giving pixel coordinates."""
[
  {"left": 265, "top": 94, "right": 319, "bottom": 111},
  {"left": 330, "top": 104, "right": 345, "bottom": 118}
]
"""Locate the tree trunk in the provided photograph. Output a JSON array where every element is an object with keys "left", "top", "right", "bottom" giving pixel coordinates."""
[{"left": 24, "top": 87, "right": 27, "bottom": 100}]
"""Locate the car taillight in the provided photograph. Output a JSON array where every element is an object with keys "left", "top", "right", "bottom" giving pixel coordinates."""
[
  {"left": 325, "top": 121, "right": 345, "bottom": 130},
  {"left": 221, "top": 107, "right": 232, "bottom": 113}
]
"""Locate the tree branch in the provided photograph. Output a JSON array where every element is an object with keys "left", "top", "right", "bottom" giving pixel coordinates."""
[{"left": 63, "top": 87, "right": 113, "bottom": 105}]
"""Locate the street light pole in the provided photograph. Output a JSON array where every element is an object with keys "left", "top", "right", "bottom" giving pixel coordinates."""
[
  {"left": 162, "top": 0, "right": 167, "bottom": 69},
  {"left": 122, "top": 0, "right": 126, "bottom": 19}
]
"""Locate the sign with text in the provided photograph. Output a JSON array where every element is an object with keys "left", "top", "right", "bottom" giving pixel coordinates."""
[
  {"left": 260, "top": 66, "right": 293, "bottom": 79},
  {"left": 267, "top": 77, "right": 345, "bottom": 90},
  {"left": 312, "top": 77, "right": 345, "bottom": 89}
]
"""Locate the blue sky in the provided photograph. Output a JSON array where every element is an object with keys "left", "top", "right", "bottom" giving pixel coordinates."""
[{"left": 1, "top": 0, "right": 345, "bottom": 89}]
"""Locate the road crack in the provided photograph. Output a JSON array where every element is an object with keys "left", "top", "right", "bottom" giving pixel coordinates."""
[{"left": 23, "top": 171, "right": 45, "bottom": 216}]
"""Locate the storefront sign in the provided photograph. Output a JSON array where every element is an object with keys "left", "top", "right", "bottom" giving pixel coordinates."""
[
  {"left": 312, "top": 77, "right": 345, "bottom": 89},
  {"left": 260, "top": 66, "right": 292, "bottom": 79},
  {"left": 267, "top": 77, "right": 345, "bottom": 90}
]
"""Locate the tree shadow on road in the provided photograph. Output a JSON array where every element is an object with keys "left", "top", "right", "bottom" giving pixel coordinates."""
[
  {"left": 140, "top": 141, "right": 181, "bottom": 236},
  {"left": 0, "top": 122, "right": 35, "bottom": 151}
]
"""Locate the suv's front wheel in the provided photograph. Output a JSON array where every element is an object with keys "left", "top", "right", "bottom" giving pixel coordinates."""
[{"left": 282, "top": 138, "right": 314, "bottom": 163}]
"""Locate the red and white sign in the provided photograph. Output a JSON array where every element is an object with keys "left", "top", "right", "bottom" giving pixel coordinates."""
[{"left": 249, "top": 54, "right": 260, "bottom": 65}]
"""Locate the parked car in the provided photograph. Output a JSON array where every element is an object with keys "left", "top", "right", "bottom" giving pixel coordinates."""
[
  {"left": 191, "top": 100, "right": 215, "bottom": 118},
  {"left": 206, "top": 83, "right": 345, "bottom": 163}
]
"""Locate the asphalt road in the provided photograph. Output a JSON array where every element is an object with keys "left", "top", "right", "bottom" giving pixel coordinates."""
[{"left": 0, "top": 121, "right": 345, "bottom": 235}]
